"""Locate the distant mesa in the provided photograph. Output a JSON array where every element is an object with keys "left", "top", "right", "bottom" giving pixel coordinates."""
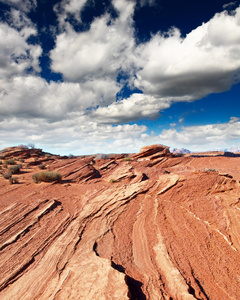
[
  {"left": 171, "top": 148, "right": 191, "bottom": 154},
  {"left": 224, "top": 147, "right": 240, "bottom": 153}
]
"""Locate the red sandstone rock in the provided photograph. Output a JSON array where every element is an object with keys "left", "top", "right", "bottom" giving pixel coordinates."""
[
  {"left": 131, "top": 144, "right": 170, "bottom": 159},
  {"left": 0, "top": 146, "right": 43, "bottom": 159},
  {"left": 0, "top": 145, "right": 240, "bottom": 299}
]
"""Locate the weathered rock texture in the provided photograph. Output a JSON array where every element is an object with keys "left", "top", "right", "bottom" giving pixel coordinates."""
[{"left": 0, "top": 145, "right": 240, "bottom": 299}]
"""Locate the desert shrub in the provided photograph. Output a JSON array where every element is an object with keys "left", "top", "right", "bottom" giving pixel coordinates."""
[
  {"left": 45, "top": 153, "right": 51, "bottom": 158},
  {"left": 38, "top": 163, "right": 46, "bottom": 170},
  {"left": 18, "top": 144, "right": 29, "bottom": 149},
  {"left": 8, "top": 164, "right": 22, "bottom": 174},
  {"left": 206, "top": 168, "right": 217, "bottom": 172},
  {"left": 5, "top": 158, "right": 16, "bottom": 165},
  {"left": 123, "top": 157, "right": 133, "bottom": 161},
  {"left": 109, "top": 178, "right": 116, "bottom": 183},
  {"left": 95, "top": 154, "right": 109, "bottom": 160},
  {"left": 32, "top": 171, "right": 62, "bottom": 183},
  {"left": 68, "top": 154, "right": 76, "bottom": 159},
  {"left": 9, "top": 177, "right": 18, "bottom": 184},
  {"left": 28, "top": 143, "right": 35, "bottom": 149},
  {"left": 3, "top": 172, "right": 12, "bottom": 179},
  {"left": 175, "top": 153, "right": 184, "bottom": 157}
]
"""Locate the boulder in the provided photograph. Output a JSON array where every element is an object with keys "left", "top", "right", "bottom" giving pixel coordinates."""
[{"left": 131, "top": 144, "right": 170, "bottom": 159}]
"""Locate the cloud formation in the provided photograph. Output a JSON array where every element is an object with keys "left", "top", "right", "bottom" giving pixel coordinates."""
[
  {"left": 51, "top": 0, "right": 136, "bottom": 82},
  {"left": 54, "top": 0, "right": 88, "bottom": 27},
  {"left": 0, "top": 0, "right": 37, "bottom": 12},
  {"left": 134, "top": 8, "right": 240, "bottom": 102},
  {"left": 1, "top": 1, "right": 240, "bottom": 154},
  {"left": 51, "top": 4, "right": 240, "bottom": 123},
  {"left": 90, "top": 93, "right": 171, "bottom": 123},
  {"left": 0, "top": 76, "right": 121, "bottom": 120},
  {"left": 147, "top": 117, "right": 240, "bottom": 151},
  {"left": 0, "top": 116, "right": 147, "bottom": 154},
  {"left": 0, "top": 10, "right": 41, "bottom": 79}
]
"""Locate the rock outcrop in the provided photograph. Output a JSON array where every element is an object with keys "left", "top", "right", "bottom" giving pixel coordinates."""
[
  {"left": 131, "top": 144, "right": 171, "bottom": 160},
  {"left": 0, "top": 146, "right": 44, "bottom": 159},
  {"left": 0, "top": 145, "right": 240, "bottom": 299}
]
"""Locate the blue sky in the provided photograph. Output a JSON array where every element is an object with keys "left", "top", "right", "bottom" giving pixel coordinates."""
[{"left": 0, "top": 0, "right": 240, "bottom": 155}]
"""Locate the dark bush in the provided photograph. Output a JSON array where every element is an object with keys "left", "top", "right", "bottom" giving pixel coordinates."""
[
  {"left": 8, "top": 164, "right": 22, "bottom": 174},
  {"left": 3, "top": 172, "right": 12, "bottom": 179},
  {"left": 122, "top": 157, "right": 133, "bottom": 161},
  {"left": 18, "top": 144, "right": 29, "bottom": 149},
  {"left": 9, "top": 177, "right": 18, "bottom": 184},
  {"left": 38, "top": 163, "right": 46, "bottom": 170},
  {"left": 32, "top": 171, "right": 62, "bottom": 183},
  {"left": 5, "top": 159, "right": 16, "bottom": 165},
  {"left": 28, "top": 143, "right": 35, "bottom": 149}
]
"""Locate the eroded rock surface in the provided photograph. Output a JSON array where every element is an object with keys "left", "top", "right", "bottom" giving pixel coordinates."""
[{"left": 0, "top": 145, "right": 240, "bottom": 299}]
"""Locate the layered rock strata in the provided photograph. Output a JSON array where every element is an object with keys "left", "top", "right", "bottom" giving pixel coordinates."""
[{"left": 0, "top": 145, "right": 240, "bottom": 299}]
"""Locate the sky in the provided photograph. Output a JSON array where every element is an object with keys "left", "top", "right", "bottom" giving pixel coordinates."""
[{"left": 0, "top": 0, "right": 240, "bottom": 155}]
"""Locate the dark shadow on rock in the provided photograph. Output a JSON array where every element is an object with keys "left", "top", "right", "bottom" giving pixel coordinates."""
[
  {"left": 110, "top": 261, "right": 146, "bottom": 299},
  {"left": 125, "top": 276, "right": 146, "bottom": 300}
]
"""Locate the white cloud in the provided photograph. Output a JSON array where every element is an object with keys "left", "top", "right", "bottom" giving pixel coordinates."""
[
  {"left": 54, "top": 0, "right": 88, "bottom": 27},
  {"left": 51, "top": 0, "right": 136, "bottom": 82},
  {"left": 1, "top": 3, "right": 240, "bottom": 155},
  {"left": 0, "top": 0, "right": 37, "bottom": 12},
  {"left": 50, "top": 5, "right": 240, "bottom": 124},
  {"left": 90, "top": 93, "right": 171, "bottom": 123},
  {"left": 2, "top": 114, "right": 240, "bottom": 155},
  {"left": 0, "top": 75, "right": 120, "bottom": 120},
  {"left": 0, "top": 116, "right": 147, "bottom": 155},
  {"left": 141, "top": 117, "right": 240, "bottom": 151},
  {"left": 0, "top": 10, "right": 41, "bottom": 79},
  {"left": 135, "top": 8, "right": 240, "bottom": 101}
]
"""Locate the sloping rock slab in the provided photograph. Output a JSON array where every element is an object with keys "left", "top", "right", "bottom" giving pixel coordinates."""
[
  {"left": 63, "top": 164, "right": 100, "bottom": 182},
  {"left": 131, "top": 144, "right": 170, "bottom": 159}
]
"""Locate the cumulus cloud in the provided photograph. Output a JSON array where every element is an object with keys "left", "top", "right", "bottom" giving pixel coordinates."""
[
  {"left": 90, "top": 93, "right": 171, "bottom": 123},
  {"left": 1, "top": 2, "right": 240, "bottom": 155},
  {"left": 141, "top": 117, "right": 240, "bottom": 151},
  {"left": 54, "top": 0, "right": 88, "bottom": 27},
  {"left": 135, "top": 8, "right": 240, "bottom": 101},
  {"left": 0, "top": 0, "right": 37, "bottom": 12},
  {"left": 2, "top": 113, "right": 240, "bottom": 155},
  {"left": 0, "top": 76, "right": 120, "bottom": 120},
  {"left": 0, "top": 10, "right": 41, "bottom": 79},
  {"left": 0, "top": 116, "right": 147, "bottom": 155},
  {"left": 51, "top": 0, "right": 136, "bottom": 82},
  {"left": 50, "top": 5, "right": 240, "bottom": 123}
]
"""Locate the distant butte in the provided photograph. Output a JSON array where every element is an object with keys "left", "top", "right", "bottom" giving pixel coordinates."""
[{"left": 0, "top": 144, "right": 240, "bottom": 299}]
